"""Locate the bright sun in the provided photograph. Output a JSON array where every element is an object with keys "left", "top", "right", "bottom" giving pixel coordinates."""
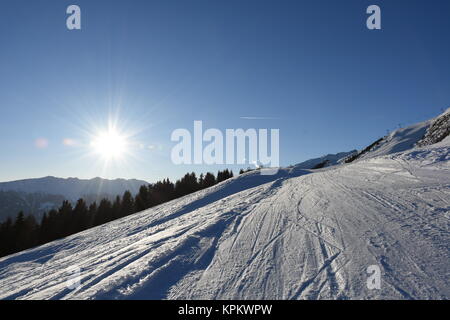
[{"left": 91, "top": 129, "right": 127, "bottom": 160}]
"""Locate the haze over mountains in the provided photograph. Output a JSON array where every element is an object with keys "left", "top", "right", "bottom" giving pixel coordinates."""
[
  {"left": 0, "top": 108, "right": 448, "bottom": 300},
  {"left": 0, "top": 176, "right": 148, "bottom": 200},
  {"left": 0, "top": 176, "right": 148, "bottom": 201},
  {"left": 0, "top": 177, "right": 148, "bottom": 222}
]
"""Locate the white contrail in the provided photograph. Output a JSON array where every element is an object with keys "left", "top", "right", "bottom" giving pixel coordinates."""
[{"left": 240, "top": 116, "right": 281, "bottom": 120}]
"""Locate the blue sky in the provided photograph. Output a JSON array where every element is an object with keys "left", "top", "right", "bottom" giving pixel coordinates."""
[{"left": 0, "top": 0, "right": 449, "bottom": 182}]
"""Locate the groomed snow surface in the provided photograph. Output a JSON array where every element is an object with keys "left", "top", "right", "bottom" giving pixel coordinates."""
[{"left": 0, "top": 124, "right": 449, "bottom": 300}]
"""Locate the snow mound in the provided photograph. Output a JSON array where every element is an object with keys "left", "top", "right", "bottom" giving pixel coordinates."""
[
  {"left": 348, "top": 108, "right": 450, "bottom": 164},
  {"left": 344, "top": 120, "right": 431, "bottom": 164}
]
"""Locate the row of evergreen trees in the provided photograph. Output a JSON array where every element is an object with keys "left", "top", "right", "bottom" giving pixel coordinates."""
[{"left": 0, "top": 169, "right": 234, "bottom": 258}]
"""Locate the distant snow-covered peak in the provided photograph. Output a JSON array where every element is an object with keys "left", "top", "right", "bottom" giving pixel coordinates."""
[{"left": 293, "top": 150, "right": 357, "bottom": 170}]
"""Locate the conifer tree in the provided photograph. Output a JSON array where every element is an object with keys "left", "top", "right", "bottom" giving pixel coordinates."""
[
  {"left": 73, "top": 198, "right": 89, "bottom": 232},
  {"left": 203, "top": 172, "right": 216, "bottom": 188},
  {"left": 112, "top": 195, "right": 122, "bottom": 220},
  {"left": 120, "top": 191, "right": 134, "bottom": 217},
  {"left": 87, "top": 202, "right": 98, "bottom": 229},
  {"left": 135, "top": 185, "right": 150, "bottom": 212},
  {"left": 0, "top": 168, "right": 237, "bottom": 258},
  {"left": 95, "top": 198, "right": 112, "bottom": 225}
]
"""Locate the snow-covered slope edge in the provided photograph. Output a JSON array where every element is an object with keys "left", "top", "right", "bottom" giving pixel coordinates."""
[
  {"left": 345, "top": 108, "right": 450, "bottom": 164},
  {"left": 344, "top": 121, "right": 430, "bottom": 163},
  {"left": 292, "top": 150, "right": 357, "bottom": 169}
]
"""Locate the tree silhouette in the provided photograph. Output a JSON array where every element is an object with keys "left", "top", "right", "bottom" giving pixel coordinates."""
[
  {"left": 135, "top": 185, "right": 150, "bottom": 212},
  {"left": 120, "top": 191, "right": 134, "bottom": 217},
  {"left": 0, "top": 168, "right": 236, "bottom": 258}
]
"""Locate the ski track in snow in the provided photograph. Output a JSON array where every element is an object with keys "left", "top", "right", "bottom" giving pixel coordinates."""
[{"left": 0, "top": 143, "right": 449, "bottom": 300}]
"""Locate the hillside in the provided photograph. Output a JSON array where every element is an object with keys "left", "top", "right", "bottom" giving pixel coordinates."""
[
  {"left": 0, "top": 191, "right": 65, "bottom": 222},
  {"left": 0, "top": 111, "right": 449, "bottom": 300},
  {"left": 294, "top": 150, "right": 357, "bottom": 169},
  {"left": 345, "top": 108, "right": 450, "bottom": 164}
]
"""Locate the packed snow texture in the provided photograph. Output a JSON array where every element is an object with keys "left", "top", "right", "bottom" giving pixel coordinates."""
[{"left": 0, "top": 117, "right": 449, "bottom": 300}]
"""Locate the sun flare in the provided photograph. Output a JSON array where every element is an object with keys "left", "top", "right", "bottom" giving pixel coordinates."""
[{"left": 91, "top": 129, "right": 127, "bottom": 160}]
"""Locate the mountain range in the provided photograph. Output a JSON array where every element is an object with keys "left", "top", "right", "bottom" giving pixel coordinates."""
[{"left": 0, "top": 177, "right": 148, "bottom": 222}]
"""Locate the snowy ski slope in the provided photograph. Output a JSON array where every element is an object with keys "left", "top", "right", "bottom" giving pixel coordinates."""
[{"left": 0, "top": 117, "right": 449, "bottom": 300}]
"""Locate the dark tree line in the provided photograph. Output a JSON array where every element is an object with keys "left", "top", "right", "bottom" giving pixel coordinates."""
[
  {"left": 0, "top": 169, "right": 234, "bottom": 258},
  {"left": 239, "top": 167, "right": 255, "bottom": 175}
]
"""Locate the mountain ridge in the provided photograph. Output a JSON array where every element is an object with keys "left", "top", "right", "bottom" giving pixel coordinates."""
[{"left": 0, "top": 176, "right": 149, "bottom": 202}]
